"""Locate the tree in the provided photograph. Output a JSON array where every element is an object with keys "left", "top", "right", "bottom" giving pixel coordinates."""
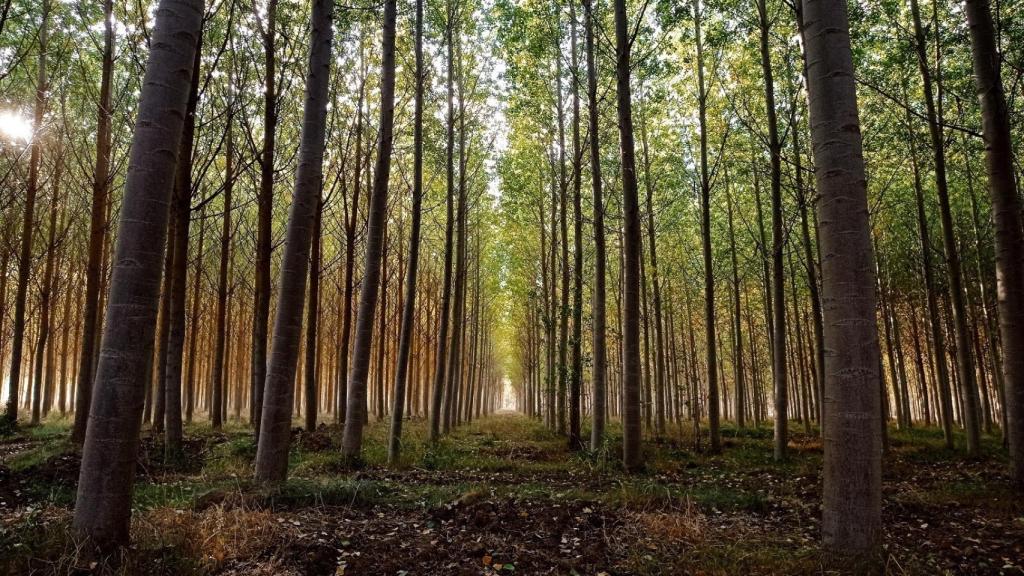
[
  {"left": 567, "top": 0, "right": 584, "bottom": 451},
  {"left": 253, "top": 0, "right": 335, "bottom": 483},
  {"left": 726, "top": 180, "right": 744, "bottom": 428},
  {"left": 429, "top": 0, "right": 457, "bottom": 442},
  {"left": 304, "top": 196, "right": 323, "bottom": 432},
  {"left": 582, "top": 0, "right": 607, "bottom": 451},
  {"left": 756, "top": 0, "right": 788, "bottom": 461},
  {"left": 251, "top": 0, "right": 278, "bottom": 434},
  {"left": 388, "top": 0, "right": 425, "bottom": 464},
  {"left": 72, "top": 0, "right": 114, "bottom": 444},
  {"left": 4, "top": 0, "right": 49, "bottom": 426},
  {"left": 341, "top": 0, "right": 398, "bottom": 460},
  {"left": 443, "top": 36, "right": 469, "bottom": 434},
  {"left": 211, "top": 88, "right": 235, "bottom": 431},
  {"left": 802, "top": 0, "right": 882, "bottom": 557},
  {"left": 963, "top": 0, "right": 1024, "bottom": 487},
  {"left": 31, "top": 146, "right": 62, "bottom": 425},
  {"left": 613, "top": 0, "right": 642, "bottom": 472},
  {"left": 693, "top": 0, "right": 719, "bottom": 454},
  {"left": 165, "top": 29, "right": 204, "bottom": 459},
  {"left": 73, "top": 0, "right": 204, "bottom": 547},
  {"left": 909, "top": 0, "right": 981, "bottom": 456},
  {"left": 554, "top": 7, "right": 569, "bottom": 437}
]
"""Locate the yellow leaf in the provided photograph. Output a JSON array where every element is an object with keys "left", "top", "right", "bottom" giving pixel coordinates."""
[{"left": 483, "top": 555, "right": 493, "bottom": 566}]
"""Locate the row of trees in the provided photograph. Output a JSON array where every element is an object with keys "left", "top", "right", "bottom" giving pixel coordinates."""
[
  {"left": 0, "top": 0, "right": 511, "bottom": 551},
  {"left": 496, "top": 0, "right": 1023, "bottom": 559}
]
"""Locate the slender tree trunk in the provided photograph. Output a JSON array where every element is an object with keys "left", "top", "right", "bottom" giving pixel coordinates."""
[
  {"left": 583, "top": 0, "right": 606, "bottom": 451},
  {"left": 57, "top": 267, "right": 76, "bottom": 416},
  {"left": 568, "top": 0, "right": 584, "bottom": 451},
  {"left": 905, "top": 99, "right": 955, "bottom": 447},
  {"left": 374, "top": 231, "right": 390, "bottom": 421},
  {"left": 909, "top": 0, "right": 981, "bottom": 455},
  {"left": 4, "top": 0, "right": 48, "bottom": 426},
  {"left": 753, "top": 153, "right": 775, "bottom": 370},
  {"left": 184, "top": 211, "right": 206, "bottom": 425},
  {"left": 964, "top": 0, "right": 1024, "bottom": 487},
  {"left": 727, "top": 181, "right": 745, "bottom": 428},
  {"left": 429, "top": 2, "right": 457, "bottom": 442},
  {"left": 303, "top": 198, "right": 323, "bottom": 432},
  {"left": 788, "top": 56, "right": 826, "bottom": 430},
  {"left": 72, "top": 0, "right": 114, "bottom": 442},
  {"left": 165, "top": 34, "right": 203, "bottom": 459},
  {"left": 73, "top": 0, "right": 204, "bottom": 547},
  {"left": 388, "top": 0, "right": 424, "bottom": 464},
  {"left": 555, "top": 17, "right": 569, "bottom": 437},
  {"left": 613, "top": 0, "right": 643, "bottom": 471},
  {"left": 639, "top": 99, "right": 666, "bottom": 438},
  {"left": 444, "top": 67, "right": 468, "bottom": 434},
  {"left": 252, "top": 0, "right": 334, "bottom": 483},
  {"left": 153, "top": 220, "right": 174, "bottom": 434},
  {"left": 252, "top": 0, "right": 278, "bottom": 433},
  {"left": 341, "top": 0, "right": 397, "bottom": 459},
  {"left": 693, "top": 0, "right": 719, "bottom": 454},
  {"left": 336, "top": 68, "right": 366, "bottom": 425},
  {"left": 212, "top": 97, "right": 234, "bottom": 431},
  {"left": 803, "top": 0, "right": 882, "bottom": 558},
  {"left": 756, "top": 0, "right": 788, "bottom": 461},
  {"left": 32, "top": 152, "right": 61, "bottom": 425}
]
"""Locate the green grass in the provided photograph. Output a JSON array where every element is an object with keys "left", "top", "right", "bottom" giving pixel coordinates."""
[
  {"left": 5, "top": 436, "right": 72, "bottom": 472},
  {"left": 2, "top": 412, "right": 1019, "bottom": 575}
]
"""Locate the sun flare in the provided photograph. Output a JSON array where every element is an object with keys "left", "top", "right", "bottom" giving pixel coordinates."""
[{"left": 0, "top": 110, "right": 33, "bottom": 143}]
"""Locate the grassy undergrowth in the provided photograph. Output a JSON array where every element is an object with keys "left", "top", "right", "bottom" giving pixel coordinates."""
[{"left": 1, "top": 412, "right": 1020, "bottom": 575}]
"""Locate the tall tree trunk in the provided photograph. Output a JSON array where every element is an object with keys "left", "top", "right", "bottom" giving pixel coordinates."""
[
  {"left": 803, "top": 0, "right": 882, "bottom": 557},
  {"left": 340, "top": 0, "right": 397, "bottom": 459},
  {"left": 756, "top": 0, "right": 787, "bottom": 461},
  {"left": 547, "top": 148, "right": 558, "bottom": 428},
  {"left": 444, "top": 62, "right": 468, "bottom": 434},
  {"left": 568, "top": 0, "right": 584, "bottom": 450},
  {"left": 791, "top": 3, "right": 825, "bottom": 431},
  {"left": 613, "top": 0, "right": 643, "bottom": 471},
  {"left": 165, "top": 34, "right": 203, "bottom": 460},
  {"left": 252, "top": 0, "right": 334, "bottom": 483},
  {"left": 639, "top": 98, "right": 666, "bottom": 438},
  {"left": 72, "top": 0, "right": 114, "bottom": 443},
  {"left": 72, "top": 0, "right": 204, "bottom": 547},
  {"left": 909, "top": 0, "right": 982, "bottom": 455},
  {"left": 252, "top": 0, "right": 278, "bottom": 434},
  {"left": 32, "top": 151, "right": 61, "bottom": 425},
  {"left": 964, "top": 0, "right": 1024, "bottom": 487},
  {"left": 388, "top": 0, "right": 424, "bottom": 464},
  {"left": 727, "top": 181, "right": 745, "bottom": 428},
  {"left": 374, "top": 230, "right": 390, "bottom": 421},
  {"left": 694, "top": 0, "right": 719, "bottom": 453},
  {"left": 185, "top": 210, "right": 206, "bottom": 425},
  {"left": 153, "top": 221, "right": 174, "bottom": 433},
  {"left": 56, "top": 266, "right": 74, "bottom": 415},
  {"left": 4, "top": 0, "right": 48, "bottom": 426},
  {"left": 303, "top": 198, "right": 323, "bottom": 432},
  {"left": 905, "top": 97, "right": 955, "bottom": 447},
  {"left": 583, "top": 0, "right": 606, "bottom": 451},
  {"left": 429, "top": 1, "right": 457, "bottom": 442},
  {"left": 555, "top": 14, "right": 569, "bottom": 437},
  {"left": 336, "top": 59, "right": 366, "bottom": 424},
  {"left": 212, "top": 102, "right": 234, "bottom": 431},
  {"left": 753, "top": 152, "right": 775, "bottom": 373}
]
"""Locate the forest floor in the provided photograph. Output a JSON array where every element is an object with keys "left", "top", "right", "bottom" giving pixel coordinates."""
[{"left": 0, "top": 412, "right": 1021, "bottom": 575}]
